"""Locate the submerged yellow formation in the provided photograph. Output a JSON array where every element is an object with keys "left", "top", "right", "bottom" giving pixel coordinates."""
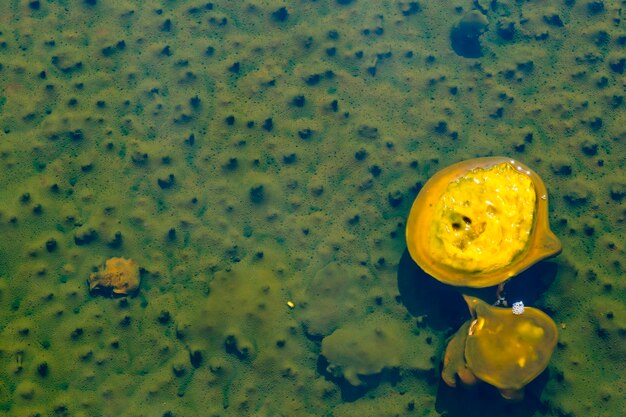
[
  {"left": 88, "top": 257, "right": 141, "bottom": 296},
  {"left": 442, "top": 297, "right": 558, "bottom": 401},
  {"left": 406, "top": 156, "right": 561, "bottom": 287},
  {"left": 428, "top": 162, "right": 537, "bottom": 272}
]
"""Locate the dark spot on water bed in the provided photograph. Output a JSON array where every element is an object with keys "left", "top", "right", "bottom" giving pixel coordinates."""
[
  {"left": 272, "top": 7, "right": 289, "bottom": 22},
  {"left": 250, "top": 185, "right": 265, "bottom": 204},
  {"left": 450, "top": 11, "right": 489, "bottom": 58},
  {"left": 158, "top": 174, "right": 175, "bottom": 189}
]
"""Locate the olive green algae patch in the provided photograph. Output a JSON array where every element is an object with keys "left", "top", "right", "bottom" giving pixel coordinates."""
[
  {"left": 176, "top": 265, "right": 331, "bottom": 415},
  {"left": 299, "top": 262, "right": 373, "bottom": 337},
  {"left": 0, "top": 0, "right": 624, "bottom": 416},
  {"left": 186, "top": 267, "right": 296, "bottom": 362},
  {"left": 331, "top": 391, "right": 439, "bottom": 417},
  {"left": 321, "top": 312, "right": 437, "bottom": 386}
]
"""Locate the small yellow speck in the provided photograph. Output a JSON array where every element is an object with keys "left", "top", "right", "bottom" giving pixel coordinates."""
[
  {"left": 287, "top": 300, "right": 295, "bottom": 308},
  {"left": 561, "top": 323, "right": 566, "bottom": 330}
]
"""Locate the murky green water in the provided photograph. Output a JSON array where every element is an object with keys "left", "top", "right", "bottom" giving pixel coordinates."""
[{"left": 0, "top": 1, "right": 624, "bottom": 416}]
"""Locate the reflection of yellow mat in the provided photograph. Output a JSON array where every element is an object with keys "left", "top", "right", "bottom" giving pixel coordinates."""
[{"left": 0, "top": 1, "right": 623, "bottom": 416}]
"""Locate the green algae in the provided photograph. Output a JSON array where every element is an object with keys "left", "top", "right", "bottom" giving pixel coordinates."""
[
  {"left": 0, "top": 1, "right": 623, "bottom": 416},
  {"left": 300, "top": 262, "right": 373, "bottom": 337},
  {"left": 321, "top": 312, "right": 436, "bottom": 386}
]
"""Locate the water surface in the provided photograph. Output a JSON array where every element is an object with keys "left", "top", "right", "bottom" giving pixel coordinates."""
[{"left": 0, "top": 1, "right": 624, "bottom": 416}]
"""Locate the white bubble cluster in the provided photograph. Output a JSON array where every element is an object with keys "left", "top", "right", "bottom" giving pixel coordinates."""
[{"left": 512, "top": 301, "right": 525, "bottom": 315}]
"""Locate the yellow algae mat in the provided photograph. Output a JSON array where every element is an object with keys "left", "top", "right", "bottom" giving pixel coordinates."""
[{"left": 0, "top": 1, "right": 624, "bottom": 416}]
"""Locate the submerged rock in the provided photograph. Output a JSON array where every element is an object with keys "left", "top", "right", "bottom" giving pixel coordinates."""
[{"left": 88, "top": 257, "right": 140, "bottom": 296}]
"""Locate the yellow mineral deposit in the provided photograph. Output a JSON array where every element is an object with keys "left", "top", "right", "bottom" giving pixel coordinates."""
[
  {"left": 88, "top": 257, "right": 140, "bottom": 296},
  {"left": 441, "top": 320, "right": 477, "bottom": 388},
  {"left": 406, "top": 157, "right": 562, "bottom": 287},
  {"left": 408, "top": 157, "right": 562, "bottom": 400},
  {"left": 441, "top": 297, "right": 558, "bottom": 401}
]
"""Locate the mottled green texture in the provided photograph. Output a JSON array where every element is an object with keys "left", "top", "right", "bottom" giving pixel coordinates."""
[
  {"left": 0, "top": 0, "right": 624, "bottom": 416},
  {"left": 321, "top": 312, "right": 436, "bottom": 386},
  {"left": 300, "top": 262, "right": 372, "bottom": 337}
]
